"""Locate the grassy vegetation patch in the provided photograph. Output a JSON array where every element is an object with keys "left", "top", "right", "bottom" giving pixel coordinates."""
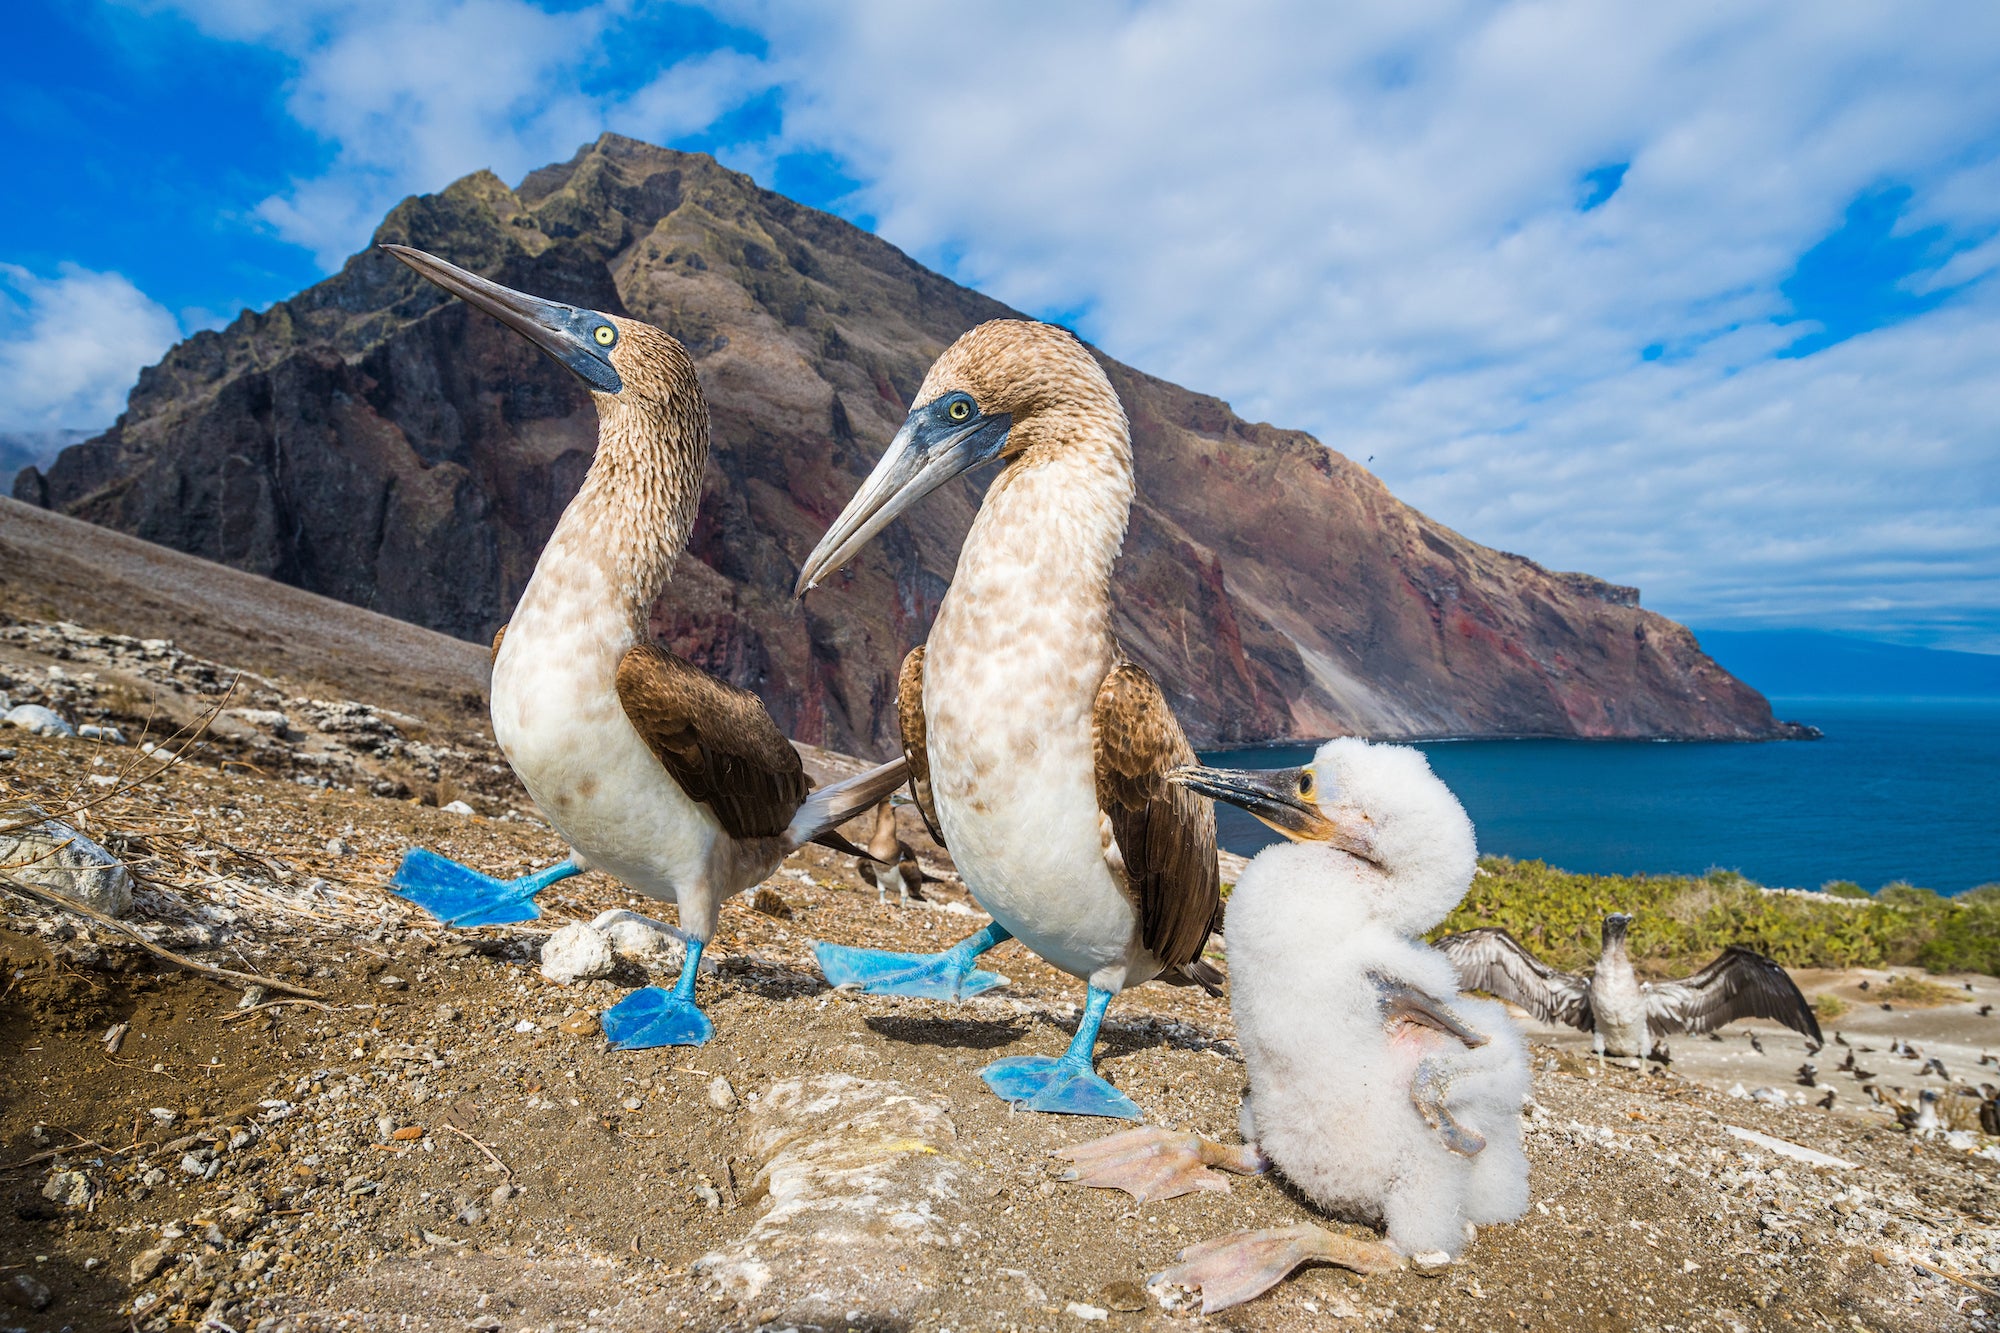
[
  {"left": 1429, "top": 858, "right": 2000, "bottom": 978},
  {"left": 1872, "top": 974, "right": 1965, "bottom": 1007},
  {"left": 1810, "top": 994, "right": 1850, "bottom": 1021}
]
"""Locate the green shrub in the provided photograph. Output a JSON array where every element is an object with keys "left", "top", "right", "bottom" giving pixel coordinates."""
[{"left": 1428, "top": 858, "right": 1995, "bottom": 978}]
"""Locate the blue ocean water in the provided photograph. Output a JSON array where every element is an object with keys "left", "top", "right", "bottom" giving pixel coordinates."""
[{"left": 1199, "top": 698, "right": 2000, "bottom": 895}]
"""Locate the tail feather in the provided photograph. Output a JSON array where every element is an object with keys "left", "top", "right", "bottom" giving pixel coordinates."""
[{"left": 783, "top": 757, "right": 909, "bottom": 853}]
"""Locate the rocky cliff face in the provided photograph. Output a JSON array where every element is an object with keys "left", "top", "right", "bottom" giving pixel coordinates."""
[{"left": 15, "top": 135, "right": 1799, "bottom": 752}]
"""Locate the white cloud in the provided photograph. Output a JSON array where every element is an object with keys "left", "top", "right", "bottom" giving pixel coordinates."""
[
  {"left": 154, "top": 0, "right": 775, "bottom": 266},
  {"left": 728, "top": 1, "right": 2000, "bottom": 649},
  {"left": 0, "top": 263, "right": 184, "bottom": 434}
]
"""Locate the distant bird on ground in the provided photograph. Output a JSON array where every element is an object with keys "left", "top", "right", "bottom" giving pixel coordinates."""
[
  {"left": 797, "top": 320, "right": 1222, "bottom": 1119},
  {"left": 379, "top": 247, "right": 903, "bottom": 1048},
  {"left": 1860, "top": 980, "right": 1871, "bottom": 991},
  {"left": 1816, "top": 1089, "right": 1836, "bottom": 1110},
  {"left": 1982, "top": 1096, "right": 2000, "bottom": 1136},
  {"left": 1981, "top": 1052, "right": 1998, "bottom": 1069},
  {"left": 1980, "top": 1004, "right": 1994, "bottom": 1017},
  {"left": 1834, "top": 1031, "right": 1849, "bottom": 1047},
  {"left": 1796, "top": 1063, "right": 1817, "bottom": 1088},
  {"left": 1902, "top": 1088, "right": 1943, "bottom": 1136},
  {"left": 1435, "top": 916, "right": 1823, "bottom": 1061},
  {"left": 1750, "top": 1032, "right": 1765, "bottom": 1054},
  {"left": 1061, "top": 739, "right": 1529, "bottom": 1311},
  {"left": 852, "top": 797, "right": 931, "bottom": 908},
  {"left": 1838, "top": 1049, "right": 1856, "bottom": 1073},
  {"left": 1852, "top": 1063, "right": 1878, "bottom": 1081},
  {"left": 1922, "top": 1057, "right": 1951, "bottom": 1080}
]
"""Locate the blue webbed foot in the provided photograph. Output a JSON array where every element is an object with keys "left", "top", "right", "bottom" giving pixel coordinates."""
[
  {"left": 981, "top": 1055, "right": 1142, "bottom": 1120},
  {"left": 814, "top": 941, "right": 1007, "bottom": 1000},
  {"left": 600, "top": 986, "right": 714, "bottom": 1049},
  {"left": 390, "top": 850, "right": 580, "bottom": 928}
]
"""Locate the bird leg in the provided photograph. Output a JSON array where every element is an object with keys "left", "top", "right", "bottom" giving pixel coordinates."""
[
  {"left": 1054, "top": 1126, "right": 1268, "bottom": 1203},
  {"left": 389, "top": 850, "right": 582, "bottom": 928},
  {"left": 813, "top": 920, "right": 1012, "bottom": 1000},
  {"left": 1150, "top": 1223, "right": 1404, "bottom": 1314},
  {"left": 600, "top": 937, "right": 715, "bottom": 1049},
  {"left": 981, "top": 985, "right": 1142, "bottom": 1119}
]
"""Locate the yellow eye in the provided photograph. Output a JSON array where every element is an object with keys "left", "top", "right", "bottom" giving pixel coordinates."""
[
  {"left": 594, "top": 325, "right": 615, "bottom": 346},
  {"left": 1297, "top": 770, "right": 1315, "bottom": 799},
  {"left": 947, "top": 399, "right": 971, "bottom": 422}
]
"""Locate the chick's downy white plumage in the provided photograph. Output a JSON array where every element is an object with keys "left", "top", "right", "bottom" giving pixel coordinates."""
[{"left": 1221, "top": 739, "right": 1529, "bottom": 1258}]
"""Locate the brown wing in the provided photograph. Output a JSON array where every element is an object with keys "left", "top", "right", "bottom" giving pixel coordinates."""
[
  {"left": 1093, "top": 660, "right": 1220, "bottom": 972},
  {"left": 491, "top": 624, "right": 507, "bottom": 662},
  {"left": 615, "top": 643, "right": 808, "bottom": 840},
  {"left": 1434, "top": 928, "right": 1594, "bottom": 1030},
  {"left": 897, "top": 645, "right": 946, "bottom": 846},
  {"left": 1646, "top": 947, "right": 1824, "bottom": 1043}
]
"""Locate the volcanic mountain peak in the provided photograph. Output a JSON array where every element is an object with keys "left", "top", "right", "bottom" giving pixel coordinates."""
[{"left": 16, "top": 133, "right": 1798, "bottom": 752}]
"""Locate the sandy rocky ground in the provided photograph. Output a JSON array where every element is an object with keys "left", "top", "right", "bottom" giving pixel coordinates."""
[{"left": 2, "top": 616, "right": 1999, "bottom": 1333}]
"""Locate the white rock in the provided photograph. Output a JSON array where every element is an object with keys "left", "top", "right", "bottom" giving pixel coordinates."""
[
  {"left": 3, "top": 704, "right": 74, "bottom": 737},
  {"left": 693, "top": 1074, "right": 970, "bottom": 1314},
  {"left": 77, "top": 724, "right": 127, "bottom": 745},
  {"left": 540, "top": 922, "right": 616, "bottom": 984},
  {"left": 590, "top": 909, "right": 689, "bottom": 970},
  {"left": 708, "top": 1076, "right": 738, "bottom": 1110},
  {"left": 440, "top": 800, "right": 476, "bottom": 816},
  {"left": 0, "top": 804, "right": 133, "bottom": 916},
  {"left": 1065, "top": 1303, "right": 1109, "bottom": 1322}
]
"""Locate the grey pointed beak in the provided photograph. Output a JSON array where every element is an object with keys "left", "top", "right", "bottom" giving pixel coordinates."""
[
  {"left": 1169, "top": 763, "right": 1381, "bottom": 865},
  {"left": 381, "top": 244, "right": 624, "bottom": 395},
  {"left": 794, "top": 402, "right": 1011, "bottom": 595}
]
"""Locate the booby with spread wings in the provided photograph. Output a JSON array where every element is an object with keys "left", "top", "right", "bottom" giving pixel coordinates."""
[
  {"left": 1435, "top": 914, "right": 1822, "bottom": 1059},
  {"left": 795, "top": 320, "right": 1222, "bottom": 1119},
  {"left": 380, "top": 246, "right": 904, "bottom": 1049}
]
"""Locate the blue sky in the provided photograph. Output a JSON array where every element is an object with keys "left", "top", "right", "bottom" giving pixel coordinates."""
[{"left": 4, "top": 1, "right": 1999, "bottom": 653}]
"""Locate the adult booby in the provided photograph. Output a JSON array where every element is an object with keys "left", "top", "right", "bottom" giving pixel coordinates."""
[
  {"left": 794, "top": 320, "right": 1222, "bottom": 1119},
  {"left": 1062, "top": 739, "right": 1530, "bottom": 1311},
  {"left": 380, "top": 246, "right": 904, "bottom": 1048},
  {"left": 854, "top": 797, "right": 930, "bottom": 907},
  {"left": 1435, "top": 915, "right": 1822, "bottom": 1060}
]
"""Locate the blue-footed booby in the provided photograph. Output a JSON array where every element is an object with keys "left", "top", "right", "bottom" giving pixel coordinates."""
[
  {"left": 1065, "top": 739, "right": 1530, "bottom": 1311},
  {"left": 794, "top": 320, "right": 1222, "bottom": 1120},
  {"left": 381, "top": 245, "right": 904, "bottom": 1049},
  {"left": 1435, "top": 915, "right": 1823, "bottom": 1061}
]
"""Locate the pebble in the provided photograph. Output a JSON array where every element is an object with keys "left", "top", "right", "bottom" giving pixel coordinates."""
[
  {"left": 436, "top": 1003, "right": 461, "bottom": 1022},
  {"left": 540, "top": 921, "right": 616, "bottom": 984},
  {"left": 326, "top": 837, "right": 350, "bottom": 856},
  {"left": 0, "top": 1273, "right": 52, "bottom": 1312},
  {"left": 77, "top": 723, "right": 127, "bottom": 744},
  {"left": 491, "top": 1184, "right": 518, "bottom": 1206},
  {"left": 2, "top": 703, "right": 73, "bottom": 737},
  {"left": 441, "top": 799, "right": 476, "bottom": 816},
  {"left": 375, "top": 973, "right": 408, "bottom": 990},
  {"left": 0, "top": 803, "right": 134, "bottom": 916},
  {"left": 130, "top": 1246, "right": 173, "bottom": 1283},
  {"left": 752, "top": 887, "right": 793, "bottom": 919},
  {"left": 0, "top": 748, "right": 14, "bottom": 762},
  {"left": 708, "top": 1076, "right": 738, "bottom": 1110},
  {"left": 40, "top": 1168, "right": 98, "bottom": 1209}
]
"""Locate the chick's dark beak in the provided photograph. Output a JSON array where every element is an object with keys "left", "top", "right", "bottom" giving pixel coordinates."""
[
  {"left": 381, "top": 244, "right": 623, "bottom": 395},
  {"left": 795, "top": 396, "right": 1011, "bottom": 594},
  {"left": 1167, "top": 764, "right": 1336, "bottom": 842}
]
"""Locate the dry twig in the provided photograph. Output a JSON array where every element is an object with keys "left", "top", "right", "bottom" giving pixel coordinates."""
[
  {"left": 441, "top": 1123, "right": 513, "bottom": 1182},
  {"left": 0, "top": 869, "right": 324, "bottom": 999}
]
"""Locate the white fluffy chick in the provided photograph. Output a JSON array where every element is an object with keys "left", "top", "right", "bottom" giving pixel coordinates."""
[
  {"left": 1060, "top": 739, "right": 1530, "bottom": 1313},
  {"left": 1209, "top": 739, "right": 1530, "bottom": 1259}
]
